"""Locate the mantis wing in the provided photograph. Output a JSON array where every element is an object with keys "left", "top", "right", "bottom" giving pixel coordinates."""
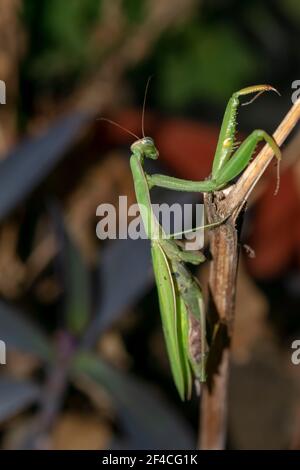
[
  {"left": 177, "top": 295, "right": 193, "bottom": 400},
  {"left": 151, "top": 241, "right": 191, "bottom": 400}
]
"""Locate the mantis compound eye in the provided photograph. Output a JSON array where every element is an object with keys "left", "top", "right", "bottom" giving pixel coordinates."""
[{"left": 142, "top": 137, "right": 154, "bottom": 145}]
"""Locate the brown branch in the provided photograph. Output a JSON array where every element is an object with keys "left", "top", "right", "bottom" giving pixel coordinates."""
[{"left": 199, "top": 98, "right": 300, "bottom": 450}]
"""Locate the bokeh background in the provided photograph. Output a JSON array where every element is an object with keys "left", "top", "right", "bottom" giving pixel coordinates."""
[{"left": 0, "top": 0, "right": 300, "bottom": 450}]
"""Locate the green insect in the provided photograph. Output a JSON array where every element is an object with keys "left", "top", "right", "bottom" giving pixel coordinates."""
[
  {"left": 104, "top": 84, "right": 282, "bottom": 400},
  {"left": 130, "top": 137, "right": 207, "bottom": 400}
]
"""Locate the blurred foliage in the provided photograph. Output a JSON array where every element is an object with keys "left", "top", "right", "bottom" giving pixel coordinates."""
[
  {"left": 284, "top": 0, "right": 300, "bottom": 21},
  {"left": 157, "top": 23, "right": 259, "bottom": 108},
  {"left": 22, "top": 0, "right": 102, "bottom": 84},
  {"left": 123, "top": 0, "right": 146, "bottom": 24},
  {"left": 52, "top": 206, "right": 91, "bottom": 336},
  {"left": 20, "top": 0, "right": 300, "bottom": 117}
]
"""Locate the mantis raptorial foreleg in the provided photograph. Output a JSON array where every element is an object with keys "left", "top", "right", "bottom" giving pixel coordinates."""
[{"left": 146, "top": 85, "right": 281, "bottom": 194}]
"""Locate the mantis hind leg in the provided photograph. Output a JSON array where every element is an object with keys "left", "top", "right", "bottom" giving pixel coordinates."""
[
  {"left": 161, "top": 239, "right": 205, "bottom": 265},
  {"left": 176, "top": 249, "right": 205, "bottom": 265},
  {"left": 215, "top": 129, "right": 281, "bottom": 187}
]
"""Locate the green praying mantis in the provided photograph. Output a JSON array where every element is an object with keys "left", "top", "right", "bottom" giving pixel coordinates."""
[
  {"left": 130, "top": 142, "right": 207, "bottom": 400},
  {"left": 104, "top": 84, "right": 281, "bottom": 400}
]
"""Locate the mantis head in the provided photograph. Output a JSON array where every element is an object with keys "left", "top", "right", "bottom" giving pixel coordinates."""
[{"left": 131, "top": 137, "right": 159, "bottom": 160}]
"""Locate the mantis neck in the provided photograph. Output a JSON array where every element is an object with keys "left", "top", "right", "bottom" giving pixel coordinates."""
[{"left": 130, "top": 151, "right": 162, "bottom": 240}]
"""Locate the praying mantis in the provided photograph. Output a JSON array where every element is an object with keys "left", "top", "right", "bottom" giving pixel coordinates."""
[
  {"left": 105, "top": 84, "right": 281, "bottom": 400},
  {"left": 130, "top": 140, "right": 207, "bottom": 400}
]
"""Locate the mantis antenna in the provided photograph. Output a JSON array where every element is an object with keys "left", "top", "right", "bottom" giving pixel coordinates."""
[
  {"left": 99, "top": 75, "right": 154, "bottom": 140},
  {"left": 98, "top": 117, "right": 140, "bottom": 140},
  {"left": 141, "top": 76, "right": 153, "bottom": 138}
]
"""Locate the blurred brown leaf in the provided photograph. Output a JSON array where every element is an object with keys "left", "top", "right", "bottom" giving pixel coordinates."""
[
  {"left": 51, "top": 412, "right": 111, "bottom": 450},
  {"left": 247, "top": 166, "right": 300, "bottom": 278}
]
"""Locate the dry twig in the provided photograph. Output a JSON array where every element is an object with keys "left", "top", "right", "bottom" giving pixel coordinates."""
[{"left": 200, "top": 98, "right": 300, "bottom": 450}]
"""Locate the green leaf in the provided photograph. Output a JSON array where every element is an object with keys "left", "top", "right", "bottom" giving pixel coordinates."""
[
  {"left": 51, "top": 206, "right": 91, "bottom": 336},
  {"left": 64, "top": 240, "right": 91, "bottom": 336},
  {"left": 63, "top": 235, "right": 91, "bottom": 336}
]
